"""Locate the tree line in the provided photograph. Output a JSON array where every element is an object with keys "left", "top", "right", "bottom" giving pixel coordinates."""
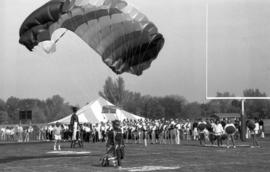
[
  {"left": 99, "top": 77, "right": 270, "bottom": 120},
  {"left": 0, "top": 95, "right": 72, "bottom": 124},
  {"left": 1, "top": 77, "right": 270, "bottom": 124}
]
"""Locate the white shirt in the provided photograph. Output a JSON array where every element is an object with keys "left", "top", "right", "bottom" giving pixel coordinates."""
[
  {"left": 100, "top": 126, "right": 105, "bottom": 131},
  {"left": 54, "top": 126, "right": 62, "bottom": 136},
  {"left": 176, "top": 124, "right": 181, "bottom": 130},
  {"left": 28, "top": 126, "right": 34, "bottom": 133},
  {"left": 214, "top": 123, "right": 224, "bottom": 135},
  {"left": 48, "top": 125, "right": 53, "bottom": 132},
  {"left": 84, "top": 126, "right": 91, "bottom": 132},
  {"left": 185, "top": 122, "right": 191, "bottom": 130},
  {"left": 17, "top": 126, "right": 23, "bottom": 133},
  {"left": 254, "top": 122, "right": 259, "bottom": 134}
]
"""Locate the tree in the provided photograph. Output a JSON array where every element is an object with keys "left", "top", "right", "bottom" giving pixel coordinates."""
[
  {"left": 0, "top": 95, "right": 74, "bottom": 124},
  {"left": 31, "top": 105, "right": 47, "bottom": 123},
  {"left": 122, "top": 91, "right": 144, "bottom": 116},
  {"left": 243, "top": 89, "right": 270, "bottom": 119},
  {"left": 0, "top": 111, "right": 8, "bottom": 124},
  {"left": 243, "top": 88, "right": 267, "bottom": 97},
  {"left": 140, "top": 96, "right": 165, "bottom": 119},
  {"left": 183, "top": 102, "right": 202, "bottom": 120},
  {"left": 158, "top": 95, "right": 187, "bottom": 119},
  {"left": 0, "top": 99, "right": 6, "bottom": 111},
  {"left": 6, "top": 97, "right": 20, "bottom": 123},
  {"left": 99, "top": 76, "right": 126, "bottom": 107},
  {"left": 206, "top": 92, "right": 240, "bottom": 116},
  {"left": 46, "top": 95, "right": 72, "bottom": 121}
]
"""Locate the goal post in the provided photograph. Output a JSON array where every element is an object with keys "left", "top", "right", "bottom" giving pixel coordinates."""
[{"left": 205, "top": 1, "right": 270, "bottom": 141}]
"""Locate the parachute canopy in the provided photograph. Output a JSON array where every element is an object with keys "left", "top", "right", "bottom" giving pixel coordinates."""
[{"left": 19, "top": 0, "right": 165, "bottom": 76}]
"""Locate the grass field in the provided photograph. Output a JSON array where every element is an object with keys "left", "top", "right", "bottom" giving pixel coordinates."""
[{"left": 1, "top": 138, "right": 270, "bottom": 172}]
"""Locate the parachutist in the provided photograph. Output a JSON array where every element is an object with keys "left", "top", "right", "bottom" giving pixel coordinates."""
[{"left": 70, "top": 106, "right": 80, "bottom": 148}]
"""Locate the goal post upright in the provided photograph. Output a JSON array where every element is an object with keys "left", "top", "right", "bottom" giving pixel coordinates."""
[{"left": 241, "top": 99, "right": 246, "bottom": 141}]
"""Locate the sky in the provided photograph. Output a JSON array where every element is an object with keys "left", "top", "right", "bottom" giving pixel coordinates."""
[
  {"left": 0, "top": 0, "right": 270, "bottom": 106},
  {"left": 208, "top": 0, "right": 270, "bottom": 97}
]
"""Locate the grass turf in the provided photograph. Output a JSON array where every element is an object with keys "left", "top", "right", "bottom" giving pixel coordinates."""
[{"left": 0, "top": 138, "right": 270, "bottom": 172}]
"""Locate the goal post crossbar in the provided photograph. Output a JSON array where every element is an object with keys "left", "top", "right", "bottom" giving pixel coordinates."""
[
  {"left": 205, "top": 2, "right": 270, "bottom": 101},
  {"left": 206, "top": 97, "right": 270, "bottom": 100}
]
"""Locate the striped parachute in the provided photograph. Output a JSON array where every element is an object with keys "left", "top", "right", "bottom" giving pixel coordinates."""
[{"left": 19, "top": 0, "right": 164, "bottom": 75}]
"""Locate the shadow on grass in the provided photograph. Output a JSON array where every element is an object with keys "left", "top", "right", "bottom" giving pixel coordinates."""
[
  {"left": 91, "top": 162, "right": 120, "bottom": 170},
  {"left": 0, "top": 153, "right": 102, "bottom": 164}
]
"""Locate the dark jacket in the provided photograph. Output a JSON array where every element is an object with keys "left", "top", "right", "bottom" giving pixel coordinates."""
[{"left": 70, "top": 113, "right": 79, "bottom": 130}]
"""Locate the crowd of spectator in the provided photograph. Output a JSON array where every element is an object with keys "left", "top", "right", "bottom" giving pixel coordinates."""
[{"left": 0, "top": 118, "right": 265, "bottom": 148}]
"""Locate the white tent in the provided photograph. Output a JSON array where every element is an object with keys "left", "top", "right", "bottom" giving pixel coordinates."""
[{"left": 49, "top": 97, "right": 144, "bottom": 124}]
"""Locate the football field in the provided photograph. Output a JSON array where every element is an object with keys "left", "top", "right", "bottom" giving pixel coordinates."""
[{"left": 1, "top": 138, "right": 270, "bottom": 172}]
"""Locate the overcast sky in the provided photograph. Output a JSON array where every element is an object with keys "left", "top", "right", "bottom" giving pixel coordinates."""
[{"left": 0, "top": 0, "right": 269, "bottom": 106}]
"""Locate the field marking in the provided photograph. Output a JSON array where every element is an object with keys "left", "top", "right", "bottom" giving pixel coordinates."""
[
  {"left": 120, "top": 166, "right": 181, "bottom": 172},
  {"left": 204, "top": 144, "right": 250, "bottom": 147},
  {"left": 126, "top": 150, "right": 207, "bottom": 158},
  {"left": 47, "top": 151, "right": 91, "bottom": 155},
  {"left": 181, "top": 159, "right": 270, "bottom": 168}
]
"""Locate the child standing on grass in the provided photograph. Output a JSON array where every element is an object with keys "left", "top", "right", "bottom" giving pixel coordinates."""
[{"left": 53, "top": 122, "right": 62, "bottom": 151}]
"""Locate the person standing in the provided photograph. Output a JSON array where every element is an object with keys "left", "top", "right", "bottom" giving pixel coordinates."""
[
  {"left": 175, "top": 120, "right": 181, "bottom": 144},
  {"left": 185, "top": 119, "right": 191, "bottom": 141},
  {"left": 28, "top": 124, "right": 34, "bottom": 141},
  {"left": 24, "top": 124, "right": 33, "bottom": 142},
  {"left": 48, "top": 125, "right": 54, "bottom": 140},
  {"left": 198, "top": 119, "right": 207, "bottom": 146},
  {"left": 234, "top": 119, "right": 240, "bottom": 140},
  {"left": 247, "top": 119, "right": 260, "bottom": 148},
  {"left": 169, "top": 120, "right": 176, "bottom": 144},
  {"left": 192, "top": 120, "right": 198, "bottom": 141},
  {"left": 259, "top": 119, "right": 265, "bottom": 139},
  {"left": 100, "top": 122, "right": 106, "bottom": 142},
  {"left": 142, "top": 122, "right": 148, "bottom": 147},
  {"left": 17, "top": 123, "right": 23, "bottom": 142},
  {"left": 70, "top": 106, "right": 79, "bottom": 148},
  {"left": 224, "top": 120, "right": 236, "bottom": 148},
  {"left": 214, "top": 120, "right": 224, "bottom": 147},
  {"left": 53, "top": 122, "right": 62, "bottom": 151}
]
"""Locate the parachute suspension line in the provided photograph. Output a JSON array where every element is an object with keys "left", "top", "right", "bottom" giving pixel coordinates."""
[{"left": 54, "top": 29, "right": 68, "bottom": 44}]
